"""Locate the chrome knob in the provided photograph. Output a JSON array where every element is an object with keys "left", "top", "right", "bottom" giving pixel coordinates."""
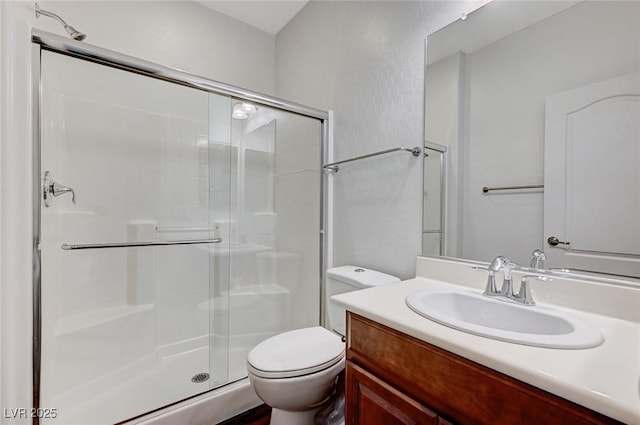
[{"left": 43, "top": 171, "right": 76, "bottom": 207}]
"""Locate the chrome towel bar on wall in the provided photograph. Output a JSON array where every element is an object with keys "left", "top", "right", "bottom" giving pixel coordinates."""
[
  {"left": 482, "top": 184, "right": 544, "bottom": 193},
  {"left": 61, "top": 238, "right": 223, "bottom": 250},
  {"left": 323, "top": 146, "right": 422, "bottom": 172}
]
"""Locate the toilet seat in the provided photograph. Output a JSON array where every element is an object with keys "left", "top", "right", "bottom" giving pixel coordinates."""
[{"left": 247, "top": 326, "right": 345, "bottom": 379}]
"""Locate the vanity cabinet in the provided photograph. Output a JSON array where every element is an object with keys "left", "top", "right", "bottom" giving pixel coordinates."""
[{"left": 345, "top": 313, "right": 622, "bottom": 425}]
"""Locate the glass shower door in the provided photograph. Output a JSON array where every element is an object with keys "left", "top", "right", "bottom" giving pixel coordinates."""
[
  {"left": 39, "top": 51, "right": 231, "bottom": 424},
  {"left": 226, "top": 102, "right": 323, "bottom": 381}
]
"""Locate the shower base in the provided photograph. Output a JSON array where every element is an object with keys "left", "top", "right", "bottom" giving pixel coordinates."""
[{"left": 43, "top": 335, "right": 255, "bottom": 425}]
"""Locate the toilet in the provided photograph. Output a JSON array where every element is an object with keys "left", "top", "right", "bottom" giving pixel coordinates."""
[{"left": 247, "top": 266, "right": 400, "bottom": 425}]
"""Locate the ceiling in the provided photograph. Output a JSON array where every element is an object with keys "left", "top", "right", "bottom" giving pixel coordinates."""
[{"left": 195, "top": 1, "right": 309, "bottom": 35}]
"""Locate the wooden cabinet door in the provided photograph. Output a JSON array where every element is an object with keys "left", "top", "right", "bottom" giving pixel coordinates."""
[{"left": 346, "top": 361, "right": 438, "bottom": 425}]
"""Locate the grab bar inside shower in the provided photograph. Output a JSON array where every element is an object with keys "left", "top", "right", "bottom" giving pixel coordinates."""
[
  {"left": 61, "top": 238, "right": 223, "bottom": 250},
  {"left": 323, "top": 146, "right": 421, "bottom": 172}
]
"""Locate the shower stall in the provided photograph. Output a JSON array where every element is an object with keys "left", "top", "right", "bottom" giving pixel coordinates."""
[{"left": 33, "top": 31, "right": 328, "bottom": 424}]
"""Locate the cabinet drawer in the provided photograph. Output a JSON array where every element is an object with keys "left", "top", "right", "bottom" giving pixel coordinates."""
[{"left": 346, "top": 313, "right": 621, "bottom": 425}]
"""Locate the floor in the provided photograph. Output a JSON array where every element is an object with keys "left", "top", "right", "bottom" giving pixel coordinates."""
[{"left": 217, "top": 404, "right": 271, "bottom": 425}]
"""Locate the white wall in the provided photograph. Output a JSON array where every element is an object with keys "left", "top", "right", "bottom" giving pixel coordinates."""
[
  {"left": 0, "top": 2, "right": 274, "bottom": 421},
  {"left": 276, "top": 1, "right": 483, "bottom": 280},
  {"left": 1, "top": 3, "right": 34, "bottom": 421},
  {"left": 34, "top": 1, "right": 276, "bottom": 94}
]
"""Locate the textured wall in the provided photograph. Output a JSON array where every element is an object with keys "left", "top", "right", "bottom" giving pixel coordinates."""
[{"left": 276, "top": 1, "right": 481, "bottom": 279}]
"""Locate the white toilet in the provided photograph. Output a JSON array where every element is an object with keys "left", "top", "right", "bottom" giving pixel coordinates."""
[{"left": 247, "top": 266, "right": 400, "bottom": 425}]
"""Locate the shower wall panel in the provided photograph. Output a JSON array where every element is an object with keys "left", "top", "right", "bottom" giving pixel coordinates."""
[{"left": 39, "top": 51, "right": 230, "bottom": 424}]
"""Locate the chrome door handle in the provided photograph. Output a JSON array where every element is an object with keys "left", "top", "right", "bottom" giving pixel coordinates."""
[
  {"left": 547, "top": 236, "right": 570, "bottom": 247},
  {"left": 43, "top": 171, "right": 76, "bottom": 207}
]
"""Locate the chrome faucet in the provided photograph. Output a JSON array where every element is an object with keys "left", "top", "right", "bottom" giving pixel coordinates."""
[
  {"left": 475, "top": 255, "right": 514, "bottom": 298},
  {"left": 475, "top": 256, "right": 552, "bottom": 306},
  {"left": 497, "top": 258, "right": 515, "bottom": 298},
  {"left": 529, "top": 249, "right": 547, "bottom": 269}
]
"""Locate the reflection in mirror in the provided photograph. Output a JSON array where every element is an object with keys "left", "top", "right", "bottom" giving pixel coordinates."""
[
  {"left": 422, "top": 144, "right": 446, "bottom": 257},
  {"left": 425, "top": 1, "right": 640, "bottom": 279}
]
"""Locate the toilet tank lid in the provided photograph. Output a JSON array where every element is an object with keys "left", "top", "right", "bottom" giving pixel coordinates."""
[{"left": 326, "top": 265, "right": 400, "bottom": 288}]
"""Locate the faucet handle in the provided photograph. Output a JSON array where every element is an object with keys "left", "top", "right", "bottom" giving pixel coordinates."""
[
  {"left": 51, "top": 181, "right": 76, "bottom": 204},
  {"left": 43, "top": 171, "right": 76, "bottom": 207},
  {"left": 529, "top": 249, "right": 547, "bottom": 269},
  {"left": 472, "top": 266, "right": 499, "bottom": 296},
  {"left": 515, "top": 275, "right": 552, "bottom": 306}
]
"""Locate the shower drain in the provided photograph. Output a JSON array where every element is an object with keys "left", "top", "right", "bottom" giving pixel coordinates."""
[{"left": 191, "top": 373, "right": 210, "bottom": 384}]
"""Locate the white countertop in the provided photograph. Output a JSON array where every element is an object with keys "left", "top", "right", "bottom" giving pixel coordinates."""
[{"left": 331, "top": 259, "right": 640, "bottom": 424}]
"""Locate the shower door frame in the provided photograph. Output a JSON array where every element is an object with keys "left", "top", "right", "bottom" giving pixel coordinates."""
[
  {"left": 31, "top": 29, "right": 330, "bottom": 424},
  {"left": 422, "top": 142, "right": 447, "bottom": 257}
]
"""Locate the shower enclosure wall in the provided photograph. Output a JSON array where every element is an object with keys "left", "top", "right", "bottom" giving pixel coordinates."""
[{"left": 33, "top": 31, "right": 327, "bottom": 424}]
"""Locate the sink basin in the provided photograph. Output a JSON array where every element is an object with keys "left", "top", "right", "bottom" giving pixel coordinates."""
[{"left": 406, "top": 288, "right": 603, "bottom": 349}]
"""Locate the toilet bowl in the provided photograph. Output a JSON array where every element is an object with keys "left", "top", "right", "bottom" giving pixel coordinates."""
[
  {"left": 247, "top": 266, "right": 400, "bottom": 425},
  {"left": 248, "top": 327, "right": 345, "bottom": 423}
]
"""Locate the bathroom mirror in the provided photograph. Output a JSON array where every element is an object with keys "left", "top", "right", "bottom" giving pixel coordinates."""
[{"left": 424, "top": 0, "right": 640, "bottom": 279}]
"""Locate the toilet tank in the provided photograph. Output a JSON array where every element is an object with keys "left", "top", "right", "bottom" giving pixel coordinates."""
[{"left": 326, "top": 266, "right": 400, "bottom": 336}]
